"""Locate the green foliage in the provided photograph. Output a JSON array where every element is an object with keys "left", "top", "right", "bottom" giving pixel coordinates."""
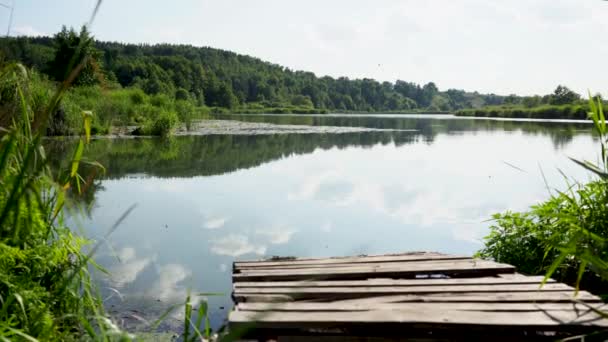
[
  {"left": 291, "top": 95, "right": 314, "bottom": 108},
  {"left": 550, "top": 85, "right": 582, "bottom": 106},
  {"left": 175, "top": 100, "right": 195, "bottom": 130},
  {"left": 478, "top": 93, "right": 608, "bottom": 294},
  {"left": 47, "top": 26, "right": 102, "bottom": 86},
  {"left": 1, "top": 35, "right": 533, "bottom": 114},
  {"left": 129, "top": 88, "right": 147, "bottom": 105},
  {"left": 478, "top": 182, "right": 608, "bottom": 284},
  {"left": 149, "top": 110, "right": 179, "bottom": 136},
  {"left": 0, "top": 62, "right": 131, "bottom": 341},
  {"left": 174, "top": 88, "right": 190, "bottom": 101},
  {"left": 459, "top": 86, "right": 588, "bottom": 120},
  {"left": 456, "top": 104, "right": 592, "bottom": 120}
]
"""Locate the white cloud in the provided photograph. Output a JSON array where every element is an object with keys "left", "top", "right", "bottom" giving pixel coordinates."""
[
  {"left": 203, "top": 217, "right": 227, "bottom": 230},
  {"left": 109, "top": 247, "right": 153, "bottom": 285},
  {"left": 256, "top": 226, "right": 297, "bottom": 245},
  {"left": 14, "top": 1, "right": 608, "bottom": 95},
  {"left": 12, "top": 26, "right": 45, "bottom": 37},
  {"left": 147, "top": 263, "right": 192, "bottom": 302},
  {"left": 452, "top": 222, "right": 486, "bottom": 244},
  {"left": 211, "top": 234, "right": 266, "bottom": 257},
  {"left": 320, "top": 222, "right": 333, "bottom": 233}
]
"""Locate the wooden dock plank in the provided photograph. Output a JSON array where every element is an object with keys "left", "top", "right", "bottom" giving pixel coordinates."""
[
  {"left": 237, "top": 302, "right": 608, "bottom": 313},
  {"left": 236, "top": 259, "right": 493, "bottom": 272},
  {"left": 234, "top": 253, "right": 470, "bottom": 269},
  {"left": 234, "top": 283, "right": 574, "bottom": 296},
  {"left": 233, "top": 275, "right": 556, "bottom": 288},
  {"left": 229, "top": 309, "right": 608, "bottom": 328},
  {"left": 229, "top": 252, "right": 607, "bottom": 337},
  {"left": 233, "top": 260, "right": 515, "bottom": 282},
  {"left": 236, "top": 291, "right": 602, "bottom": 303}
]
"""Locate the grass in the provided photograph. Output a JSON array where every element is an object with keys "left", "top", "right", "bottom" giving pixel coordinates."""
[
  {"left": 0, "top": 60, "right": 136, "bottom": 340},
  {"left": 0, "top": 3, "right": 218, "bottom": 339},
  {"left": 30, "top": 78, "right": 210, "bottom": 136}
]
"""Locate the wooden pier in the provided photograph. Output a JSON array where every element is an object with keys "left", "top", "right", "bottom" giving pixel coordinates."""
[{"left": 229, "top": 252, "right": 607, "bottom": 341}]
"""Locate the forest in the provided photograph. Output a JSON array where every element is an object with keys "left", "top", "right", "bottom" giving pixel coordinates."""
[
  {"left": 0, "top": 27, "right": 595, "bottom": 136},
  {"left": 0, "top": 27, "right": 514, "bottom": 113},
  {"left": 0, "top": 27, "right": 515, "bottom": 126}
]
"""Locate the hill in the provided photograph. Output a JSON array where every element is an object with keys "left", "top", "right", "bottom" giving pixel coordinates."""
[{"left": 0, "top": 29, "right": 508, "bottom": 113}]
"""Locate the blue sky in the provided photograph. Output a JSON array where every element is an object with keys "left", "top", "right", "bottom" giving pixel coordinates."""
[{"left": 1, "top": 0, "right": 607, "bottom": 96}]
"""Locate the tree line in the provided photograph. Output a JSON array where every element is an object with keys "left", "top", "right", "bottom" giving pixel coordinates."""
[{"left": 0, "top": 26, "right": 524, "bottom": 113}]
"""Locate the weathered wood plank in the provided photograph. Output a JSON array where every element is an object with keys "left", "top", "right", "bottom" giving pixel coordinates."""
[
  {"left": 237, "top": 302, "right": 608, "bottom": 313},
  {"left": 236, "top": 291, "right": 601, "bottom": 303},
  {"left": 229, "top": 309, "right": 608, "bottom": 328},
  {"left": 233, "top": 260, "right": 515, "bottom": 282},
  {"left": 236, "top": 259, "right": 493, "bottom": 272},
  {"left": 235, "top": 252, "right": 445, "bottom": 264},
  {"left": 234, "top": 283, "right": 574, "bottom": 297},
  {"left": 233, "top": 275, "right": 555, "bottom": 288},
  {"left": 498, "top": 273, "right": 529, "bottom": 279},
  {"left": 234, "top": 253, "right": 470, "bottom": 269},
  {"left": 235, "top": 260, "right": 508, "bottom": 275}
]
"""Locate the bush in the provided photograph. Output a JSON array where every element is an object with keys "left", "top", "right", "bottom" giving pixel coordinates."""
[
  {"left": 478, "top": 180, "right": 608, "bottom": 284},
  {"left": 175, "top": 88, "right": 190, "bottom": 101},
  {"left": 456, "top": 104, "right": 601, "bottom": 120},
  {"left": 150, "top": 93, "right": 172, "bottom": 108},
  {"left": 175, "top": 100, "right": 195, "bottom": 130},
  {"left": 150, "top": 110, "right": 179, "bottom": 136},
  {"left": 129, "top": 87, "right": 147, "bottom": 105}
]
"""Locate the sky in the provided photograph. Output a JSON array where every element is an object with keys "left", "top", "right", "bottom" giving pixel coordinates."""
[{"left": 1, "top": 0, "right": 607, "bottom": 96}]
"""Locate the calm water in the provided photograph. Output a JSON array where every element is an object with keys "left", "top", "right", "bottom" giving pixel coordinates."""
[{"left": 49, "top": 114, "right": 597, "bottom": 330}]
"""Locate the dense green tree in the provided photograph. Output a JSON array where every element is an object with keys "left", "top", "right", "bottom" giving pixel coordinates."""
[
  {"left": 522, "top": 95, "right": 542, "bottom": 108},
  {"left": 175, "top": 87, "right": 190, "bottom": 101},
  {"left": 503, "top": 94, "right": 520, "bottom": 105},
  {"left": 549, "top": 85, "right": 581, "bottom": 105},
  {"left": 291, "top": 95, "right": 314, "bottom": 108},
  {"left": 47, "top": 26, "right": 102, "bottom": 86},
  {"left": 4, "top": 31, "right": 584, "bottom": 114}
]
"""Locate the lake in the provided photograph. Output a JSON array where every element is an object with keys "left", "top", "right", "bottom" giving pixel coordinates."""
[{"left": 48, "top": 114, "right": 597, "bottom": 331}]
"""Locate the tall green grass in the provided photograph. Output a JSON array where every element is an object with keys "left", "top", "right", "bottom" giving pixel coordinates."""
[
  {"left": 0, "top": 61, "right": 138, "bottom": 340},
  {"left": 0, "top": 3, "right": 221, "bottom": 338}
]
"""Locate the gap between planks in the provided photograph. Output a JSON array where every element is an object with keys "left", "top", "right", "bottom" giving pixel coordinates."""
[
  {"left": 235, "top": 258, "right": 492, "bottom": 272},
  {"left": 229, "top": 309, "right": 608, "bottom": 328},
  {"left": 233, "top": 275, "right": 555, "bottom": 288},
  {"left": 234, "top": 283, "right": 575, "bottom": 296},
  {"left": 235, "top": 291, "right": 602, "bottom": 303},
  {"left": 236, "top": 302, "right": 608, "bottom": 313},
  {"left": 233, "top": 260, "right": 515, "bottom": 282},
  {"left": 234, "top": 253, "right": 471, "bottom": 269}
]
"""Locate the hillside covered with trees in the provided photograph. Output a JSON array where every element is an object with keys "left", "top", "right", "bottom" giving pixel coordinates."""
[
  {"left": 0, "top": 27, "right": 514, "bottom": 113},
  {"left": 0, "top": 26, "right": 595, "bottom": 134}
]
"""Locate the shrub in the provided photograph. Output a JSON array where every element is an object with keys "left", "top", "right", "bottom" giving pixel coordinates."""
[
  {"left": 478, "top": 181, "right": 608, "bottom": 287},
  {"left": 175, "top": 99, "right": 195, "bottom": 130},
  {"left": 175, "top": 88, "right": 190, "bottom": 101},
  {"left": 150, "top": 93, "right": 172, "bottom": 108},
  {"left": 129, "top": 87, "right": 147, "bottom": 105},
  {"left": 150, "top": 110, "right": 179, "bottom": 136}
]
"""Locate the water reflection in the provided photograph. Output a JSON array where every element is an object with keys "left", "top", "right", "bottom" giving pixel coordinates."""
[
  {"left": 46, "top": 116, "right": 593, "bottom": 182},
  {"left": 47, "top": 115, "right": 597, "bottom": 332}
]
